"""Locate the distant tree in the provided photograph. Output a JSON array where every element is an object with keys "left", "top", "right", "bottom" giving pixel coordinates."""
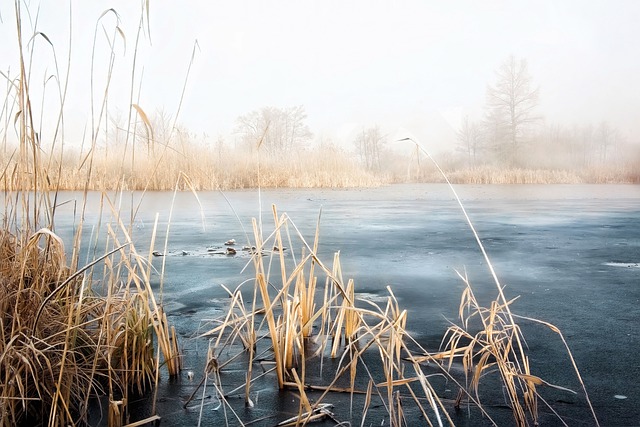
[
  {"left": 457, "top": 115, "right": 482, "bottom": 166},
  {"left": 484, "top": 55, "right": 540, "bottom": 164},
  {"left": 235, "top": 105, "right": 313, "bottom": 156},
  {"left": 481, "top": 108, "right": 508, "bottom": 162},
  {"left": 580, "top": 124, "right": 595, "bottom": 167},
  {"left": 596, "top": 121, "right": 617, "bottom": 163},
  {"left": 535, "top": 123, "right": 581, "bottom": 169},
  {"left": 354, "top": 126, "right": 385, "bottom": 171}
]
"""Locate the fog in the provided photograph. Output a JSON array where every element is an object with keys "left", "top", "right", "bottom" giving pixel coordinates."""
[{"left": 1, "top": 1, "right": 639, "bottom": 154}]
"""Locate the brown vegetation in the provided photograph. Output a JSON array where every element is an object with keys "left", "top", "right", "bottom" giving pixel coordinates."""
[
  {"left": 2, "top": 135, "right": 637, "bottom": 191},
  {"left": 0, "top": 3, "right": 179, "bottom": 425},
  {"left": 4, "top": 140, "right": 382, "bottom": 191}
]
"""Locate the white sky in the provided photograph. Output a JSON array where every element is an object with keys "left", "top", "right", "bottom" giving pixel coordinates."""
[{"left": 1, "top": 1, "right": 639, "bottom": 151}]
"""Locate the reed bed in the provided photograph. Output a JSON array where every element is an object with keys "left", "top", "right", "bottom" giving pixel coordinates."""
[
  {"left": 432, "top": 165, "right": 639, "bottom": 185},
  {"left": 3, "top": 138, "right": 637, "bottom": 192},
  {"left": 445, "top": 167, "right": 584, "bottom": 185},
  {"left": 0, "top": 140, "right": 382, "bottom": 191},
  {"left": 1, "top": 2, "right": 180, "bottom": 425},
  {"left": 0, "top": 195, "right": 183, "bottom": 426}
]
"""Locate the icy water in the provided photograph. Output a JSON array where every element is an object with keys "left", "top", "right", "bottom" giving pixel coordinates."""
[{"left": 50, "top": 184, "right": 639, "bottom": 426}]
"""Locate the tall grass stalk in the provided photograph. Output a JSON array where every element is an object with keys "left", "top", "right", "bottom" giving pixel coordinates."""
[{"left": 402, "top": 137, "right": 600, "bottom": 426}]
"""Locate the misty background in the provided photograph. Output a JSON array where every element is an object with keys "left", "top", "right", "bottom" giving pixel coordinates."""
[{"left": 1, "top": 1, "right": 639, "bottom": 186}]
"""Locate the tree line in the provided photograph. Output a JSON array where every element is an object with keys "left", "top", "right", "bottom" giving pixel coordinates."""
[
  {"left": 229, "top": 55, "right": 637, "bottom": 182},
  {"left": 456, "top": 55, "right": 629, "bottom": 171},
  {"left": 81, "top": 55, "right": 636, "bottom": 188}
]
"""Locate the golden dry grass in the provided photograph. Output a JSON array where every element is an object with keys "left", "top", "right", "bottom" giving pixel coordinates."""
[
  {"left": 0, "top": 2, "right": 181, "bottom": 425},
  {"left": 0, "top": 221, "right": 179, "bottom": 425},
  {"left": 0, "top": 140, "right": 383, "bottom": 191},
  {"left": 445, "top": 166, "right": 584, "bottom": 184},
  {"left": 442, "top": 165, "right": 640, "bottom": 185},
  {"left": 199, "top": 208, "right": 456, "bottom": 426}
]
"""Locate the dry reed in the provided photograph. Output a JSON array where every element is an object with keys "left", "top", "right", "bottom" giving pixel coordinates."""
[
  {"left": 200, "top": 206, "right": 456, "bottom": 426},
  {"left": 406, "top": 137, "right": 600, "bottom": 427},
  {"left": 1, "top": 1, "right": 181, "bottom": 425}
]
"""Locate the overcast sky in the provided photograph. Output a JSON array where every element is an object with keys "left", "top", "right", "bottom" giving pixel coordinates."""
[{"left": 1, "top": 1, "right": 639, "bottom": 150}]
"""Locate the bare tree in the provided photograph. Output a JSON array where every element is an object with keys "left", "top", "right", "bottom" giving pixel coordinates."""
[
  {"left": 457, "top": 115, "right": 482, "bottom": 166},
  {"left": 481, "top": 107, "right": 508, "bottom": 163},
  {"left": 580, "top": 124, "right": 595, "bottom": 167},
  {"left": 354, "top": 126, "right": 385, "bottom": 171},
  {"left": 235, "top": 105, "right": 313, "bottom": 156},
  {"left": 485, "top": 55, "right": 540, "bottom": 164},
  {"left": 534, "top": 123, "right": 579, "bottom": 169},
  {"left": 596, "top": 121, "right": 617, "bottom": 163}
]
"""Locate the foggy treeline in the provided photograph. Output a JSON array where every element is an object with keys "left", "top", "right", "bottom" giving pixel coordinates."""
[
  {"left": 228, "top": 55, "right": 638, "bottom": 186},
  {"left": 453, "top": 56, "right": 634, "bottom": 173},
  {"left": 232, "top": 55, "right": 638, "bottom": 186},
  {"left": 2, "top": 56, "right": 638, "bottom": 191}
]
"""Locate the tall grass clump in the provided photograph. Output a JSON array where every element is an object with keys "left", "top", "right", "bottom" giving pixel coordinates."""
[
  {"left": 0, "top": 205, "right": 179, "bottom": 426},
  {"left": 199, "top": 206, "right": 455, "bottom": 426},
  {"left": 1, "top": 1, "right": 179, "bottom": 425}
]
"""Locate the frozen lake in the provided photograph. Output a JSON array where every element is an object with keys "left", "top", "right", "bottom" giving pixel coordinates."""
[{"left": 48, "top": 184, "right": 640, "bottom": 425}]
